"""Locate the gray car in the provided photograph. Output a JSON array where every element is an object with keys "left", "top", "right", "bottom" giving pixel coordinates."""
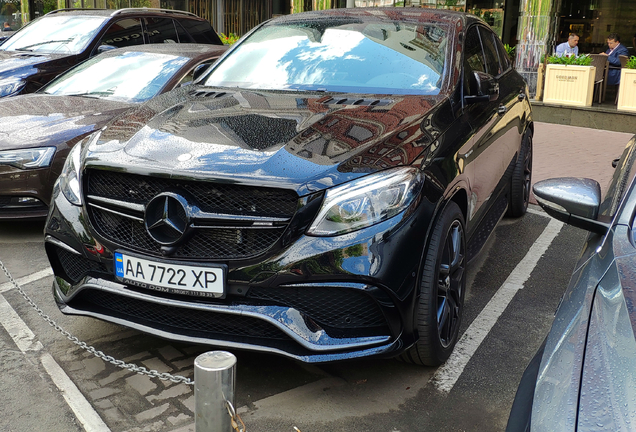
[{"left": 507, "top": 136, "right": 636, "bottom": 430}]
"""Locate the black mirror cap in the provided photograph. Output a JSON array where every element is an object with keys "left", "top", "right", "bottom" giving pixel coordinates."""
[
  {"left": 464, "top": 71, "right": 499, "bottom": 105},
  {"left": 533, "top": 177, "right": 610, "bottom": 234},
  {"left": 192, "top": 63, "right": 211, "bottom": 82}
]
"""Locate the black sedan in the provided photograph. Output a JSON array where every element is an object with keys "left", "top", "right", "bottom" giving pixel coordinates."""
[
  {"left": 44, "top": 8, "right": 533, "bottom": 365},
  {"left": 507, "top": 137, "right": 636, "bottom": 430},
  {"left": 0, "top": 43, "right": 227, "bottom": 219},
  {"left": 0, "top": 8, "right": 223, "bottom": 98}
]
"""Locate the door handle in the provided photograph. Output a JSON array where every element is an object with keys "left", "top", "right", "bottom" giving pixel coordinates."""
[{"left": 498, "top": 105, "right": 507, "bottom": 114}]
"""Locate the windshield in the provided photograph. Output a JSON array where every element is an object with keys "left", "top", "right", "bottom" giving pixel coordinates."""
[
  {"left": 203, "top": 20, "right": 448, "bottom": 95},
  {"left": 41, "top": 51, "right": 189, "bottom": 103},
  {"left": 0, "top": 15, "right": 107, "bottom": 54}
]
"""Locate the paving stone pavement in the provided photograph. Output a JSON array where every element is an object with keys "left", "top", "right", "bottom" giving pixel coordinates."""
[{"left": 532, "top": 122, "right": 634, "bottom": 204}]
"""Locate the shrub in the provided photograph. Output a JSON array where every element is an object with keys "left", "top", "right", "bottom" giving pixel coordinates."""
[
  {"left": 219, "top": 33, "right": 240, "bottom": 45},
  {"left": 626, "top": 56, "right": 636, "bottom": 69},
  {"left": 503, "top": 44, "right": 515, "bottom": 62},
  {"left": 547, "top": 54, "right": 592, "bottom": 66}
]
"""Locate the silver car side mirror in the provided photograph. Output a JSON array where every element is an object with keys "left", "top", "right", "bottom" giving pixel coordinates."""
[{"left": 533, "top": 177, "right": 610, "bottom": 234}]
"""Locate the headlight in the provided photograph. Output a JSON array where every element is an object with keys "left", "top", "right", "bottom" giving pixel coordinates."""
[
  {"left": 58, "top": 143, "right": 82, "bottom": 206},
  {"left": 0, "top": 147, "right": 55, "bottom": 169},
  {"left": 0, "top": 77, "right": 25, "bottom": 97},
  {"left": 307, "top": 167, "right": 424, "bottom": 236}
]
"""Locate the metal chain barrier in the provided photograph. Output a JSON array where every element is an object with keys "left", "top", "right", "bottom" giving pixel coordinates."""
[
  {"left": 0, "top": 258, "right": 258, "bottom": 430},
  {"left": 0, "top": 258, "right": 193, "bottom": 385}
]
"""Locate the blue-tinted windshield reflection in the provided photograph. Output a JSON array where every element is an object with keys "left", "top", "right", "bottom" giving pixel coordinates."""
[
  {"left": 204, "top": 22, "right": 447, "bottom": 95},
  {"left": 42, "top": 51, "right": 188, "bottom": 103},
  {"left": 1, "top": 16, "right": 107, "bottom": 54}
]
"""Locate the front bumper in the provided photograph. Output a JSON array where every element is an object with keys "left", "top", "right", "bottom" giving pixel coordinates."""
[
  {"left": 44, "top": 181, "right": 435, "bottom": 362},
  {"left": 0, "top": 165, "right": 53, "bottom": 219}
]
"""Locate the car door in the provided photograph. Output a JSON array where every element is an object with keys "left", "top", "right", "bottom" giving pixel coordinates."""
[{"left": 461, "top": 24, "right": 517, "bottom": 233}]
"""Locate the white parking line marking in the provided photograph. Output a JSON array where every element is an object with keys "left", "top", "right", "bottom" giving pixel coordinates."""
[
  {"left": 0, "top": 291, "right": 111, "bottom": 431},
  {"left": 432, "top": 218, "right": 564, "bottom": 393},
  {"left": 41, "top": 352, "right": 112, "bottom": 432},
  {"left": 0, "top": 295, "right": 43, "bottom": 352},
  {"left": 0, "top": 267, "right": 53, "bottom": 293}
]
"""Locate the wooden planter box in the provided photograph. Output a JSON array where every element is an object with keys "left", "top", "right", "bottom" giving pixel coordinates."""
[
  {"left": 535, "top": 63, "right": 545, "bottom": 101},
  {"left": 543, "top": 64, "right": 595, "bottom": 107},
  {"left": 617, "top": 69, "right": 636, "bottom": 112}
]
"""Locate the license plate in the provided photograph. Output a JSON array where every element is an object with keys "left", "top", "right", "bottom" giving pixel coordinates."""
[{"left": 114, "top": 252, "right": 224, "bottom": 297}]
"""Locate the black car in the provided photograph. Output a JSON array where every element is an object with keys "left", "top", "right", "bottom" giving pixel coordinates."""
[
  {"left": 507, "top": 138, "right": 636, "bottom": 431},
  {"left": 0, "top": 8, "right": 223, "bottom": 97},
  {"left": 44, "top": 8, "right": 533, "bottom": 365},
  {"left": 0, "top": 43, "right": 227, "bottom": 219}
]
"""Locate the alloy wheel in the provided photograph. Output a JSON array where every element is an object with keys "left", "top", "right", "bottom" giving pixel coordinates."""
[{"left": 436, "top": 220, "right": 465, "bottom": 348}]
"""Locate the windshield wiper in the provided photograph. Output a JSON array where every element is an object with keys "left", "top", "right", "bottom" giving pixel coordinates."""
[
  {"left": 16, "top": 38, "right": 74, "bottom": 51},
  {"left": 64, "top": 90, "right": 115, "bottom": 98}
]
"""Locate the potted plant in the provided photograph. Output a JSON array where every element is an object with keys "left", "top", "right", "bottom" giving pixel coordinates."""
[
  {"left": 617, "top": 56, "right": 636, "bottom": 112},
  {"left": 543, "top": 54, "right": 595, "bottom": 107}
]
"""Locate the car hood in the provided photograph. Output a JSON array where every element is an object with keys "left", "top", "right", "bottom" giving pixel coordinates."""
[
  {"left": 86, "top": 86, "right": 450, "bottom": 196},
  {"left": 0, "top": 50, "right": 69, "bottom": 79},
  {"left": 0, "top": 94, "right": 132, "bottom": 150}
]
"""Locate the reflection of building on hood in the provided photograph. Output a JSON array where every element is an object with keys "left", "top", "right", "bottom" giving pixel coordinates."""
[{"left": 288, "top": 96, "right": 438, "bottom": 171}]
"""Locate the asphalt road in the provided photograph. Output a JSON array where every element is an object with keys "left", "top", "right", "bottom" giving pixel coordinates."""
[{"left": 0, "top": 206, "right": 587, "bottom": 432}]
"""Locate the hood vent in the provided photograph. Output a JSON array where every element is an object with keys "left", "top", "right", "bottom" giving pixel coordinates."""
[
  {"left": 323, "top": 97, "right": 392, "bottom": 107},
  {"left": 189, "top": 90, "right": 230, "bottom": 99}
]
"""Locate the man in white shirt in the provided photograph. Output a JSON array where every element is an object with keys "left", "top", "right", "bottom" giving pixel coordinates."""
[{"left": 555, "top": 34, "right": 580, "bottom": 57}]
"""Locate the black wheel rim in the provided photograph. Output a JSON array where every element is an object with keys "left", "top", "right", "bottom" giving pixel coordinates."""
[
  {"left": 436, "top": 220, "right": 465, "bottom": 348},
  {"left": 522, "top": 142, "right": 533, "bottom": 207}
]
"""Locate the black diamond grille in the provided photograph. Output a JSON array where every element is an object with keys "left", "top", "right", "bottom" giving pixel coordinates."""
[
  {"left": 73, "top": 290, "right": 291, "bottom": 340},
  {"left": 55, "top": 247, "right": 108, "bottom": 284},
  {"left": 0, "top": 197, "right": 11, "bottom": 208},
  {"left": 247, "top": 286, "right": 388, "bottom": 330},
  {"left": 86, "top": 169, "right": 298, "bottom": 260},
  {"left": 87, "top": 170, "right": 298, "bottom": 217}
]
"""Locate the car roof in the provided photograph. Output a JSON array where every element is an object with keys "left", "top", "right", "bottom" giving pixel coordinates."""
[
  {"left": 266, "top": 7, "right": 481, "bottom": 30},
  {"left": 43, "top": 8, "right": 203, "bottom": 20},
  {"left": 98, "top": 43, "right": 228, "bottom": 61}
]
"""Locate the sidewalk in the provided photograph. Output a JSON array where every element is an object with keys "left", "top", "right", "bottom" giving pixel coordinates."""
[{"left": 531, "top": 122, "right": 634, "bottom": 204}]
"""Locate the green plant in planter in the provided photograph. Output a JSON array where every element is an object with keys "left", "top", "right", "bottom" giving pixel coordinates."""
[
  {"left": 220, "top": 33, "right": 240, "bottom": 45},
  {"left": 626, "top": 56, "right": 636, "bottom": 69},
  {"left": 503, "top": 44, "right": 515, "bottom": 62},
  {"left": 547, "top": 54, "right": 592, "bottom": 66}
]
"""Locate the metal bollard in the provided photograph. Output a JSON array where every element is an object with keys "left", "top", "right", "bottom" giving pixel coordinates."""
[{"left": 195, "top": 351, "right": 237, "bottom": 432}]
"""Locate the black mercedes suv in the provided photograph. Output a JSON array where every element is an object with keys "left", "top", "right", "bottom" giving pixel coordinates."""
[
  {"left": 0, "top": 8, "right": 223, "bottom": 97},
  {"left": 44, "top": 8, "right": 533, "bottom": 365}
]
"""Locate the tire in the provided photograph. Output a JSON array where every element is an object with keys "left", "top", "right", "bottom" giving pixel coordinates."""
[
  {"left": 508, "top": 133, "right": 533, "bottom": 217},
  {"left": 399, "top": 201, "right": 466, "bottom": 366}
]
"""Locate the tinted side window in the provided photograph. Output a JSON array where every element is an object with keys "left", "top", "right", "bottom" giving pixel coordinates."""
[
  {"left": 99, "top": 18, "right": 144, "bottom": 48},
  {"left": 174, "top": 21, "right": 192, "bottom": 43},
  {"left": 464, "top": 26, "right": 485, "bottom": 95},
  {"left": 144, "top": 18, "right": 179, "bottom": 44},
  {"left": 178, "top": 19, "right": 223, "bottom": 45},
  {"left": 495, "top": 37, "right": 511, "bottom": 71},
  {"left": 478, "top": 26, "right": 502, "bottom": 76},
  {"left": 464, "top": 26, "right": 485, "bottom": 74}
]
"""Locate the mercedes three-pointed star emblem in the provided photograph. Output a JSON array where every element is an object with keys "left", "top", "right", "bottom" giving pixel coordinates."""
[{"left": 144, "top": 193, "right": 190, "bottom": 245}]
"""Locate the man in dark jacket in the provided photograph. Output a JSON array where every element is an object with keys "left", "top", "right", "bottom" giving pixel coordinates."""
[
  {"left": 2, "top": 22, "right": 12, "bottom": 32},
  {"left": 601, "top": 33, "right": 630, "bottom": 85}
]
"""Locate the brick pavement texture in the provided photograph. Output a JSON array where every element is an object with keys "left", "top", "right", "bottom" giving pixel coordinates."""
[{"left": 532, "top": 122, "right": 634, "bottom": 204}]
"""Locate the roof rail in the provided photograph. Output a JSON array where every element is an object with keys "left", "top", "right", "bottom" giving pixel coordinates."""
[
  {"left": 45, "top": 8, "right": 107, "bottom": 16},
  {"left": 111, "top": 8, "right": 198, "bottom": 18}
]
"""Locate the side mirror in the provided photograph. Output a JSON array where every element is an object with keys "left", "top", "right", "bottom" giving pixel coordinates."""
[
  {"left": 97, "top": 44, "right": 117, "bottom": 55},
  {"left": 464, "top": 71, "right": 499, "bottom": 105},
  {"left": 533, "top": 178, "right": 610, "bottom": 234},
  {"left": 192, "top": 63, "right": 211, "bottom": 82}
]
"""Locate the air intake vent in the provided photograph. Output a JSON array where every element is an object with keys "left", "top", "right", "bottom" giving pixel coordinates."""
[
  {"left": 322, "top": 97, "right": 392, "bottom": 107},
  {"left": 189, "top": 90, "right": 229, "bottom": 99}
]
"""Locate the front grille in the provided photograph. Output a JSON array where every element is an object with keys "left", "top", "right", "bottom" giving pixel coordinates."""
[
  {"left": 87, "top": 170, "right": 298, "bottom": 217},
  {"left": 85, "top": 169, "right": 299, "bottom": 260},
  {"left": 247, "top": 286, "right": 388, "bottom": 330},
  {"left": 0, "top": 197, "right": 11, "bottom": 208},
  {"left": 72, "top": 290, "right": 291, "bottom": 341},
  {"left": 55, "top": 247, "right": 108, "bottom": 284}
]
